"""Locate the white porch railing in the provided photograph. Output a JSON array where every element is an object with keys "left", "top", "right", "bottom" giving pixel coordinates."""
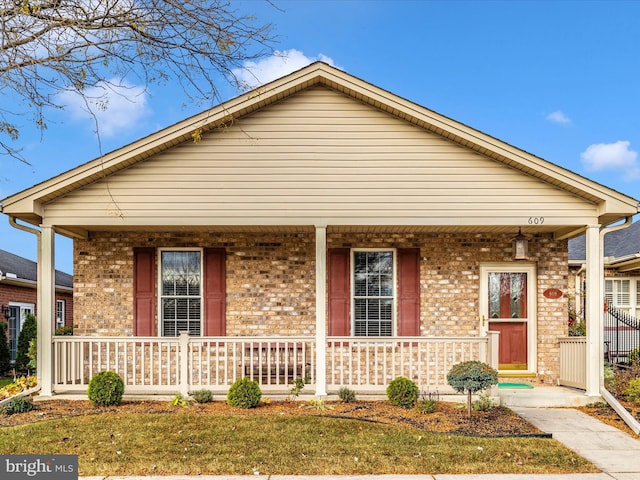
[
  {"left": 52, "top": 333, "right": 497, "bottom": 396},
  {"left": 558, "top": 336, "right": 587, "bottom": 389},
  {"left": 53, "top": 335, "right": 315, "bottom": 395},
  {"left": 327, "top": 336, "right": 495, "bottom": 394}
]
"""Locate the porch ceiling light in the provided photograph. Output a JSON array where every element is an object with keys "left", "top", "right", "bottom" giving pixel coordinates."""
[{"left": 512, "top": 227, "right": 528, "bottom": 260}]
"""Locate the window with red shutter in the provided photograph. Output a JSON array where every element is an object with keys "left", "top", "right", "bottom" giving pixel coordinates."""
[
  {"left": 133, "top": 247, "right": 156, "bottom": 336},
  {"left": 134, "top": 247, "right": 226, "bottom": 337}
]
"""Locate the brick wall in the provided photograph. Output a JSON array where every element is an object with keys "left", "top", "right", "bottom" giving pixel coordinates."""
[
  {"left": 74, "top": 230, "right": 567, "bottom": 382},
  {"left": 0, "top": 283, "right": 73, "bottom": 326}
]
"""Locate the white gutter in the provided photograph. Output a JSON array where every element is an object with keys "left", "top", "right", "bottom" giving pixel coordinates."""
[
  {"left": 6, "top": 216, "right": 46, "bottom": 394},
  {"left": 598, "top": 216, "right": 640, "bottom": 435}
]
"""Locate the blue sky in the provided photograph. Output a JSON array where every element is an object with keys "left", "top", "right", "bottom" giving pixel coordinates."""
[{"left": 1, "top": 0, "right": 639, "bottom": 274}]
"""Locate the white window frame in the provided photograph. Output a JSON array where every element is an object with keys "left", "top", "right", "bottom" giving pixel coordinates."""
[
  {"left": 351, "top": 248, "right": 397, "bottom": 337},
  {"left": 605, "top": 277, "right": 640, "bottom": 317},
  {"left": 56, "top": 299, "right": 65, "bottom": 329},
  {"left": 479, "top": 263, "right": 537, "bottom": 375},
  {"left": 7, "top": 302, "right": 35, "bottom": 363},
  {"left": 157, "top": 248, "right": 203, "bottom": 337}
]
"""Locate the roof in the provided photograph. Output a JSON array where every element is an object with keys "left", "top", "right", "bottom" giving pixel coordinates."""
[
  {"left": 0, "top": 249, "right": 73, "bottom": 289},
  {"left": 569, "top": 221, "right": 640, "bottom": 268},
  {"left": 1, "top": 62, "right": 638, "bottom": 236}
]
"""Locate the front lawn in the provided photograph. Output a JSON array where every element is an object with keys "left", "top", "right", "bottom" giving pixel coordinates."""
[{"left": 0, "top": 401, "right": 598, "bottom": 476}]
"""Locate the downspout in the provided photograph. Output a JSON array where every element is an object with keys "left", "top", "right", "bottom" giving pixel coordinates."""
[
  {"left": 7, "top": 216, "right": 43, "bottom": 395},
  {"left": 598, "top": 216, "right": 640, "bottom": 435}
]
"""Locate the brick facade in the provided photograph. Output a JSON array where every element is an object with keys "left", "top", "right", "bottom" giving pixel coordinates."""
[
  {"left": 0, "top": 283, "right": 73, "bottom": 328},
  {"left": 74, "top": 230, "right": 568, "bottom": 383}
]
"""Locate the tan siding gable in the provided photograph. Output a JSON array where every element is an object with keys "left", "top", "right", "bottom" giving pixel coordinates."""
[{"left": 44, "top": 86, "right": 596, "bottom": 227}]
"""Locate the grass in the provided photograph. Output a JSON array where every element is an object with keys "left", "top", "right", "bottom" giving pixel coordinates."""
[{"left": 0, "top": 412, "right": 598, "bottom": 476}]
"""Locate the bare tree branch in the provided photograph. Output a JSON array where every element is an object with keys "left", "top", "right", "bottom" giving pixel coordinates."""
[{"left": 0, "top": 0, "right": 276, "bottom": 161}]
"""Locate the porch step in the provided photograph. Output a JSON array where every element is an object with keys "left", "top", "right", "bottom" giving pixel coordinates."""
[{"left": 498, "top": 386, "right": 599, "bottom": 407}]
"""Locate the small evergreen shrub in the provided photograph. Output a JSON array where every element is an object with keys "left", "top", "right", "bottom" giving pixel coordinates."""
[
  {"left": 386, "top": 376, "right": 419, "bottom": 409},
  {"left": 628, "top": 347, "right": 640, "bottom": 366},
  {"left": 227, "top": 377, "right": 261, "bottom": 409},
  {"left": 15, "top": 313, "right": 36, "bottom": 374},
  {"left": 447, "top": 360, "right": 498, "bottom": 417},
  {"left": 2, "top": 396, "right": 34, "bottom": 415},
  {"left": 624, "top": 377, "right": 640, "bottom": 402},
  {"left": 472, "top": 392, "right": 494, "bottom": 412},
  {"left": 337, "top": 386, "right": 356, "bottom": 403},
  {"left": 87, "top": 371, "right": 125, "bottom": 406},
  {"left": 191, "top": 389, "right": 213, "bottom": 403},
  {"left": 0, "top": 322, "right": 11, "bottom": 376}
]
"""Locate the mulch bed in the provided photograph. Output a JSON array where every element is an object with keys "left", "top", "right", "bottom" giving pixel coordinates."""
[
  {"left": 0, "top": 398, "right": 548, "bottom": 437},
  {"left": 578, "top": 400, "right": 640, "bottom": 438}
]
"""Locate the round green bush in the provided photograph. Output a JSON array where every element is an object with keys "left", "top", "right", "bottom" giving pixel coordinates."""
[
  {"left": 386, "top": 376, "right": 419, "bottom": 408},
  {"left": 447, "top": 360, "right": 498, "bottom": 395},
  {"left": 628, "top": 347, "right": 640, "bottom": 366},
  {"left": 624, "top": 377, "right": 640, "bottom": 402},
  {"left": 87, "top": 371, "right": 125, "bottom": 406},
  {"left": 227, "top": 377, "right": 261, "bottom": 409},
  {"left": 191, "top": 389, "right": 213, "bottom": 403}
]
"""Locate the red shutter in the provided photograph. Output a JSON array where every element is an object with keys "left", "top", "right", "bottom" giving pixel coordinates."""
[
  {"left": 328, "top": 248, "right": 350, "bottom": 336},
  {"left": 204, "top": 248, "right": 226, "bottom": 336},
  {"left": 397, "top": 248, "right": 420, "bottom": 337},
  {"left": 133, "top": 247, "right": 156, "bottom": 336}
]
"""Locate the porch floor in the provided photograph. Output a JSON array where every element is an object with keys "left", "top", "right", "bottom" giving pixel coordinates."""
[{"left": 498, "top": 385, "right": 596, "bottom": 407}]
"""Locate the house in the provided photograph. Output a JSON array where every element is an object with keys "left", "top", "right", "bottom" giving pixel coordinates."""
[
  {"left": 1, "top": 62, "right": 638, "bottom": 399},
  {"left": 0, "top": 249, "right": 73, "bottom": 364},
  {"left": 569, "top": 220, "right": 640, "bottom": 361}
]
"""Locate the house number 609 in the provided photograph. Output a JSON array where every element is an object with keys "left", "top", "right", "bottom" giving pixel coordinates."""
[{"left": 528, "top": 217, "right": 544, "bottom": 225}]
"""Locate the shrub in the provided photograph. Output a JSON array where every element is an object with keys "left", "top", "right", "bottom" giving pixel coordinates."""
[
  {"left": 191, "top": 389, "right": 213, "bottom": 403},
  {"left": 227, "top": 377, "right": 261, "bottom": 409},
  {"left": 624, "top": 377, "right": 640, "bottom": 402},
  {"left": 386, "top": 376, "right": 419, "bottom": 409},
  {"left": 628, "top": 347, "right": 640, "bottom": 366},
  {"left": 337, "top": 386, "right": 356, "bottom": 403},
  {"left": 55, "top": 326, "right": 74, "bottom": 336},
  {"left": 447, "top": 360, "right": 498, "bottom": 417},
  {"left": 2, "top": 396, "right": 34, "bottom": 415},
  {"left": 15, "top": 313, "right": 36, "bottom": 374},
  {"left": 169, "top": 393, "right": 190, "bottom": 407},
  {"left": 289, "top": 374, "right": 311, "bottom": 401},
  {"left": 472, "top": 392, "right": 494, "bottom": 412},
  {"left": 415, "top": 388, "right": 439, "bottom": 414},
  {"left": 604, "top": 363, "right": 615, "bottom": 383},
  {"left": 87, "top": 371, "right": 125, "bottom": 406},
  {"left": 0, "top": 322, "right": 11, "bottom": 376}
]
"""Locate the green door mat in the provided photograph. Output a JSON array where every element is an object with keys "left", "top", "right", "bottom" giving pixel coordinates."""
[{"left": 498, "top": 382, "right": 534, "bottom": 389}]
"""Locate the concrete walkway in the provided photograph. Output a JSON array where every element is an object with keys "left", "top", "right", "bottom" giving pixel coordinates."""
[
  {"left": 513, "top": 407, "right": 640, "bottom": 480},
  {"left": 79, "top": 407, "right": 640, "bottom": 480}
]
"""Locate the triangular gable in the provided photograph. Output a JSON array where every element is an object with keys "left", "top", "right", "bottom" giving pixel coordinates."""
[{"left": 2, "top": 62, "right": 638, "bottom": 233}]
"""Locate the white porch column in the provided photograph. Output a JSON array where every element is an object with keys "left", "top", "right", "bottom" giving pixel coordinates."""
[
  {"left": 585, "top": 224, "right": 602, "bottom": 397},
  {"left": 38, "top": 225, "right": 55, "bottom": 397},
  {"left": 315, "top": 225, "right": 327, "bottom": 397}
]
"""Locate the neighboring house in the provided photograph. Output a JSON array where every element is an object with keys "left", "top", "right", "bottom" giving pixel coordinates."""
[
  {"left": 1, "top": 63, "right": 638, "bottom": 398},
  {"left": 569, "top": 221, "right": 640, "bottom": 360},
  {"left": 0, "top": 249, "right": 73, "bottom": 364}
]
